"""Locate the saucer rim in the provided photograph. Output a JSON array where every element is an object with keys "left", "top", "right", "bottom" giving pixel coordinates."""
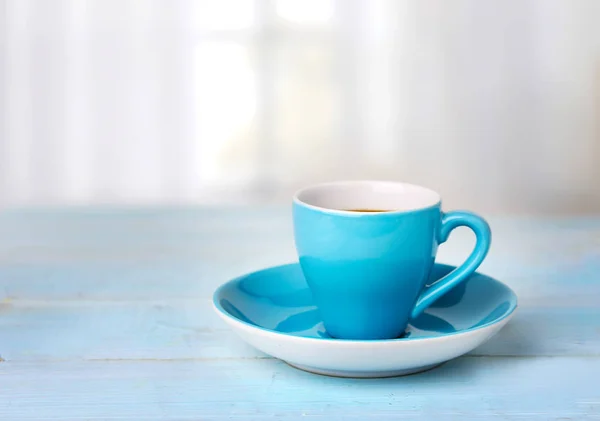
[{"left": 212, "top": 262, "right": 518, "bottom": 345}]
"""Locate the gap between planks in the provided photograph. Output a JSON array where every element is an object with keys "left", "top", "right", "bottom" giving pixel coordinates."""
[{"left": 2, "top": 355, "right": 600, "bottom": 363}]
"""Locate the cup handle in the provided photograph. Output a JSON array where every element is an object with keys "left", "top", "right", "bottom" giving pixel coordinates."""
[{"left": 410, "top": 211, "right": 491, "bottom": 320}]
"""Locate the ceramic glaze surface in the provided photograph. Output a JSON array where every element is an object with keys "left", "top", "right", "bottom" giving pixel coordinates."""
[
  {"left": 214, "top": 263, "right": 516, "bottom": 341},
  {"left": 292, "top": 181, "right": 492, "bottom": 339}
]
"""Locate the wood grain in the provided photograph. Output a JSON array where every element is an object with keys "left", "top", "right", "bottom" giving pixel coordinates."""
[{"left": 2, "top": 358, "right": 600, "bottom": 420}]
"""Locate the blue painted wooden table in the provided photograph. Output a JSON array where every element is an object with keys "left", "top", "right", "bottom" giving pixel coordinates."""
[{"left": 0, "top": 207, "right": 599, "bottom": 419}]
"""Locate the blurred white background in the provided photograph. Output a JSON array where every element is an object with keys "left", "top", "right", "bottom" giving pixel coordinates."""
[{"left": 1, "top": 0, "right": 599, "bottom": 213}]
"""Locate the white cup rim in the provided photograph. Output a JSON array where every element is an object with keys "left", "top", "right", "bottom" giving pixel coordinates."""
[{"left": 293, "top": 180, "right": 442, "bottom": 216}]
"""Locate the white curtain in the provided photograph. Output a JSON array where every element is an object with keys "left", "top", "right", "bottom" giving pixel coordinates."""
[{"left": 1, "top": 0, "right": 599, "bottom": 213}]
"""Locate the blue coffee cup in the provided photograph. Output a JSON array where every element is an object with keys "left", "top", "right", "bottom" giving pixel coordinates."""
[{"left": 293, "top": 181, "right": 491, "bottom": 340}]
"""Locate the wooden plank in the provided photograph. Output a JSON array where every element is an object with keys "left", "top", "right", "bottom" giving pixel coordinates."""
[
  {"left": 2, "top": 257, "right": 600, "bottom": 307},
  {"left": 1, "top": 357, "right": 600, "bottom": 419},
  {"left": 3, "top": 258, "right": 600, "bottom": 305},
  {"left": 1, "top": 300, "right": 599, "bottom": 361},
  {"left": 1, "top": 210, "right": 599, "bottom": 302}
]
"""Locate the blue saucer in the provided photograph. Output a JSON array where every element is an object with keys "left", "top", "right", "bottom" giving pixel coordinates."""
[{"left": 213, "top": 262, "right": 517, "bottom": 377}]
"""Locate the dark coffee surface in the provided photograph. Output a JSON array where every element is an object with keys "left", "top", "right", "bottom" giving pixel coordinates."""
[{"left": 344, "top": 209, "right": 391, "bottom": 212}]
